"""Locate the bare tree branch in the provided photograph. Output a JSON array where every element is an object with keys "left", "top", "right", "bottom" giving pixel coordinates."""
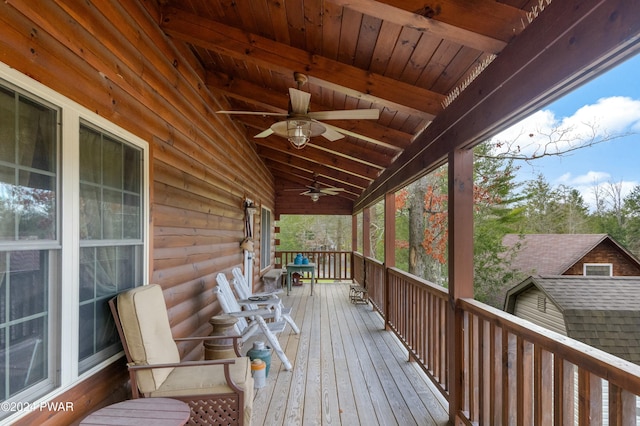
[{"left": 477, "top": 120, "right": 634, "bottom": 163}]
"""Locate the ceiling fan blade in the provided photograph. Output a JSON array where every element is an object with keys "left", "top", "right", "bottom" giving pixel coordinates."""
[
  {"left": 289, "top": 88, "right": 311, "bottom": 115},
  {"left": 254, "top": 128, "right": 274, "bottom": 138},
  {"left": 320, "top": 188, "right": 345, "bottom": 194},
  {"left": 308, "top": 109, "right": 380, "bottom": 120},
  {"left": 216, "top": 110, "right": 287, "bottom": 117},
  {"left": 323, "top": 123, "right": 386, "bottom": 145},
  {"left": 320, "top": 126, "right": 344, "bottom": 141}
]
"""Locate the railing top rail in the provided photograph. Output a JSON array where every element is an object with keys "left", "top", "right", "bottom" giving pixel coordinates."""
[
  {"left": 460, "top": 297, "right": 640, "bottom": 395},
  {"left": 387, "top": 267, "right": 448, "bottom": 296},
  {"left": 277, "top": 250, "right": 351, "bottom": 253},
  {"left": 363, "top": 257, "right": 384, "bottom": 267}
]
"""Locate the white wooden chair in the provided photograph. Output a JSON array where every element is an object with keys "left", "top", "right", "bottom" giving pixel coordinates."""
[
  {"left": 214, "top": 273, "right": 293, "bottom": 371},
  {"left": 231, "top": 267, "right": 300, "bottom": 334}
]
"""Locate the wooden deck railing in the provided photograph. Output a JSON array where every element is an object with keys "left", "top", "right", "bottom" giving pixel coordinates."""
[
  {"left": 350, "top": 253, "right": 640, "bottom": 425},
  {"left": 458, "top": 298, "right": 640, "bottom": 425},
  {"left": 386, "top": 267, "right": 449, "bottom": 397},
  {"left": 365, "top": 257, "right": 385, "bottom": 315},
  {"left": 276, "top": 251, "right": 353, "bottom": 281}
]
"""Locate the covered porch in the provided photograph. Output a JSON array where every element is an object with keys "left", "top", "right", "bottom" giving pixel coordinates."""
[
  {"left": 2, "top": 0, "right": 640, "bottom": 424},
  {"left": 248, "top": 281, "right": 448, "bottom": 426}
]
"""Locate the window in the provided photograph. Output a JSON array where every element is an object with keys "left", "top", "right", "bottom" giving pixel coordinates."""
[
  {"left": 78, "top": 124, "right": 143, "bottom": 373},
  {"left": 260, "top": 207, "right": 271, "bottom": 270},
  {"left": 0, "top": 85, "right": 59, "bottom": 402},
  {"left": 0, "top": 65, "right": 148, "bottom": 421},
  {"left": 584, "top": 263, "right": 612, "bottom": 276}
]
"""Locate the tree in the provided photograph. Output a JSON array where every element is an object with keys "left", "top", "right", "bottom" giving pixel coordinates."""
[
  {"left": 623, "top": 185, "right": 640, "bottom": 256},
  {"left": 277, "top": 215, "right": 351, "bottom": 251},
  {"left": 394, "top": 144, "right": 525, "bottom": 300},
  {"left": 555, "top": 186, "right": 590, "bottom": 233},
  {"left": 395, "top": 169, "right": 448, "bottom": 285},
  {"left": 517, "top": 175, "right": 562, "bottom": 233},
  {"left": 472, "top": 143, "right": 525, "bottom": 307}
]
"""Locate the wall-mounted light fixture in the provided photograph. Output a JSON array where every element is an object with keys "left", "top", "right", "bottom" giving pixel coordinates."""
[{"left": 244, "top": 199, "right": 257, "bottom": 215}]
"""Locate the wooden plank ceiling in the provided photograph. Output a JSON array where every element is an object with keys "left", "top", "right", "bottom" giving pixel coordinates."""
[{"left": 157, "top": 0, "right": 536, "bottom": 215}]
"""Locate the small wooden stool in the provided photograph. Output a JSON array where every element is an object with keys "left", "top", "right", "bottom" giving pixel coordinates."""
[{"left": 349, "top": 285, "right": 368, "bottom": 304}]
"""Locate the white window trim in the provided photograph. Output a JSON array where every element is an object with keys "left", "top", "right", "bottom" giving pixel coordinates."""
[
  {"left": 583, "top": 263, "right": 613, "bottom": 276},
  {"left": 260, "top": 206, "right": 272, "bottom": 271},
  {"left": 0, "top": 61, "right": 149, "bottom": 422}
]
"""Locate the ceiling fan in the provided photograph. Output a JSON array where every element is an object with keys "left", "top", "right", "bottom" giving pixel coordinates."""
[
  {"left": 285, "top": 175, "right": 345, "bottom": 202},
  {"left": 216, "top": 72, "right": 380, "bottom": 149}
]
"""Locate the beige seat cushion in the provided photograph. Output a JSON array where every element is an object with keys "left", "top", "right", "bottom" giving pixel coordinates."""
[
  {"left": 149, "top": 357, "right": 254, "bottom": 424},
  {"left": 117, "top": 284, "right": 181, "bottom": 393}
]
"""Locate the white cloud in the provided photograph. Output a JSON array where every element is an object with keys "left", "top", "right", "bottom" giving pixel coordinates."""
[
  {"left": 558, "top": 171, "right": 611, "bottom": 186},
  {"left": 493, "top": 95, "right": 640, "bottom": 211},
  {"left": 490, "top": 96, "right": 640, "bottom": 158},
  {"left": 563, "top": 96, "right": 640, "bottom": 135}
]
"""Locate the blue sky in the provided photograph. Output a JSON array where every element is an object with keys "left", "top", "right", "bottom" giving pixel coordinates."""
[{"left": 491, "top": 53, "right": 640, "bottom": 210}]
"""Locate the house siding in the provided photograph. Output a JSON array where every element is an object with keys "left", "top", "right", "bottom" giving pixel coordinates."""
[
  {"left": 1, "top": 1, "right": 274, "bottom": 424},
  {"left": 513, "top": 288, "right": 567, "bottom": 335},
  {"left": 564, "top": 240, "right": 640, "bottom": 276}
]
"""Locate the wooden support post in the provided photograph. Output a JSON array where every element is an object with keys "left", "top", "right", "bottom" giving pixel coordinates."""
[
  {"left": 447, "top": 148, "right": 475, "bottom": 425},
  {"left": 362, "top": 207, "right": 371, "bottom": 258},
  {"left": 351, "top": 214, "right": 358, "bottom": 282},
  {"left": 384, "top": 192, "right": 395, "bottom": 329},
  {"left": 384, "top": 192, "right": 395, "bottom": 268}
]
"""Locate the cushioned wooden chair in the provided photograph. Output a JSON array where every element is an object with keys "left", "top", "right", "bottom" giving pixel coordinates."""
[
  {"left": 231, "top": 267, "right": 300, "bottom": 334},
  {"left": 109, "top": 284, "right": 253, "bottom": 426}
]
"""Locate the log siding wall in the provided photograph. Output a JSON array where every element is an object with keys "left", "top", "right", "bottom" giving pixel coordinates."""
[{"left": 1, "top": 1, "right": 273, "bottom": 424}]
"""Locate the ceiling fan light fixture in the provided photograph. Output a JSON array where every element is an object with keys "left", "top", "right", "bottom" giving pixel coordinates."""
[
  {"left": 309, "top": 192, "right": 321, "bottom": 202},
  {"left": 271, "top": 118, "right": 326, "bottom": 149},
  {"left": 287, "top": 119, "right": 311, "bottom": 149}
]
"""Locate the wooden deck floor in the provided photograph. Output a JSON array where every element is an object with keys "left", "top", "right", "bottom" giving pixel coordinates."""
[{"left": 245, "top": 281, "right": 449, "bottom": 426}]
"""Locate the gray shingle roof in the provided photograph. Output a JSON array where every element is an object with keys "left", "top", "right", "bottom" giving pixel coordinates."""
[
  {"left": 502, "top": 234, "right": 609, "bottom": 275},
  {"left": 514, "top": 276, "right": 640, "bottom": 365}
]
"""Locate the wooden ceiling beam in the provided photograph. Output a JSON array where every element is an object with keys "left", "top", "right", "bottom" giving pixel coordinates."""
[
  {"left": 258, "top": 148, "right": 372, "bottom": 189},
  {"left": 253, "top": 138, "right": 381, "bottom": 181},
  {"left": 161, "top": 6, "right": 444, "bottom": 117},
  {"left": 206, "top": 71, "right": 288, "bottom": 114},
  {"left": 355, "top": 0, "right": 640, "bottom": 211},
  {"left": 338, "top": 0, "right": 526, "bottom": 45},
  {"left": 271, "top": 169, "right": 361, "bottom": 198},
  {"left": 275, "top": 193, "right": 354, "bottom": 216}
]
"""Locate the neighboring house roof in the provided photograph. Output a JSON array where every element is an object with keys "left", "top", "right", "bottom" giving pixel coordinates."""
[
  {"left": 502, "top": 233, "right": 631, "bottom": 275},
  {"left": 505, "top": 275, "right": 640, "bottom": 365}
]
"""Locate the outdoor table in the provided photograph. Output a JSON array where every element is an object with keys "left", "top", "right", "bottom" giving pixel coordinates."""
[
  {"left": 79, "top": 397, "right": 190, "bottom": 425},
  {"left": 286, "top": 262, "right": 316, "bottom": 296}
]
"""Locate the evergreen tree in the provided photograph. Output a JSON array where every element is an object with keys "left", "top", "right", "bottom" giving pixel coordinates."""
[
  {"left": 472, "top": 144, "right": 525, "bottom": 307},
  {"left": 623, "top": 185, "right": 640, "bottom": 256}
]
